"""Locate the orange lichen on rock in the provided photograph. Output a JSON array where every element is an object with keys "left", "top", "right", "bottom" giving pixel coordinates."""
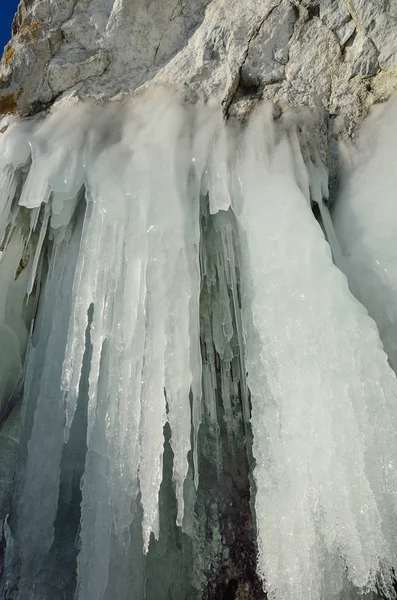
[
  {"left": 2, "top": 46, "right": 15, "bottom": 63},
  {"left": 18, "top": 22, "right": 41, "bottom": 44},
  {"left": 0, "top": 93, "right": 18, "bottom": 115}
]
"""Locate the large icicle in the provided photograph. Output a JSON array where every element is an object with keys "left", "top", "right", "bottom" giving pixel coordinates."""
[
  {"left": 234, "top": 104, "right": 397, "bottom": 600},
  {"left": 0, "top": 95, "right": 204, "bottom": 599},
  {"left": 16, "top": 216, "right": 84, "bottom": 597},
  {"left": 0, "top": 231, "right": 25, "bottom": 420},
  {"left": 53, "top": 93, "right": 203, "bottom": 595}
]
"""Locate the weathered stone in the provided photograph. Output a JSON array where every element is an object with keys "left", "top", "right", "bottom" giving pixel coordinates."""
[
  {"left": 1, "top": 0, "right": 397, "bottom": 137},
  {"left": 240, "top": 0, "right": 297, "bottom": 88},
  {"left": 348, "top": 0, "right": 397, "bottom": 72},
  {"left": 344, "top": 31, "right": 379, "bottom": 78},
  {"left": 47, "top": 46, "right": 110, "bottom": 95},
  {"left": 286, "top": 17, "right": 342, "bottom": 106},
  {"left": 319, "top": 0, "right": 355, "bottom": 45}
]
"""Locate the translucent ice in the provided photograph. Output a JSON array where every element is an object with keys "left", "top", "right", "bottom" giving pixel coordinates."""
[{"left": 1, "top": 91, "right": 397, "bottom": 600}]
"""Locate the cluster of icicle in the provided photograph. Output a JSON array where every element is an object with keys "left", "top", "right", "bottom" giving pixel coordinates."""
[{"left": 2, "top": 87, "right": 397, "bottom": 600}]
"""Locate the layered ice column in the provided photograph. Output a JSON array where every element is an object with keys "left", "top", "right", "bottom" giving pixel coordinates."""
[
  {"left": 0, "top": 121, "right": 36, "bottom": 424},
  {"left": 0, "top": 91, "right": 239, "bottom": 600},
  {"left": 0, "top": 92, "right": 208, "bottom": 599},
  {"left": 233, "top": 104, "right": 397, "bottom": 600}
]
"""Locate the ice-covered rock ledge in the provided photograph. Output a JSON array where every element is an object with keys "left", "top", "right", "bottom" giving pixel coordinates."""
[{"left": 1, "top": 0, "right": 397, "bottom": 138}]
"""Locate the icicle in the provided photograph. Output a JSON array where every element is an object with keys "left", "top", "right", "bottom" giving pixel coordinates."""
[
  {"left": 56, "top": 94, "right": 203, "bottom": 563},
  {"left": 289, "top": 128, "right": 311, "bottom": 202},
  {"left": 76, "top": 336, "right": 112, "bottom": 600},
  {"left": 72, "top": 148, "right": 130, "bottom": 600},
  {"left": 217, "top": 211, "right": 250, "bottom": 425},
  {"left": 207, "top": 121, "right": 232, "bottom": 214},
  {"left": 27, "top": 202, "right": 51, "bottom": 296},
  {"left": 0, "top": 122, "right": 32, "bottom": 245},
  {"left": 60, "top": 126, "right": 117, "bottom": 441},
  {"left": 19, "top": 104, "right": 92, "bottom": 211},
  {"left": 0, "top": 230, "right": 26, "bottom": 418},
  {"left": 306, "top": 154, "right": 343, "bottom": 263},
  {"left": 0, "top": 167, "right": 18, "bottom": 245},
  {"left": 16, "top": 217, "right": 84, "bottom": 595},
  {"left": 316, "top": 197, "right": 342, "bottom": 264},
  {"left": 137, "top": 97, "right": 190, "bottom": 546}
]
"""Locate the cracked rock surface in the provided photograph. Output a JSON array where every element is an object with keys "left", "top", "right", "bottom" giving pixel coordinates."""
[{"left": 0, "top": 0, "right": 397, "bottom": 137}]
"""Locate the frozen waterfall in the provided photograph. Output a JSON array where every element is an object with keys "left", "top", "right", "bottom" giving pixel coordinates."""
[{"left": 1, "top": 89, "right": 397, "bottom": 600}]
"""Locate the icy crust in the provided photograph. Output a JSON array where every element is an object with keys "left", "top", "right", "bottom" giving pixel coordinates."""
[{"left": 2, "top": 91, "right": 397, "bottom": 600}]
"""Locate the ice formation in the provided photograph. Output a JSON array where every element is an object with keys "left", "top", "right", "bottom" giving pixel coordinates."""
[
  {"left": 1, "top": 88, "right": 397, "bottom": 600},
  {"left": 333, "top": 96, "right": 397, "bottom": 373},
  {"left": 236, "top": 109, "right": 397, "bottom": 600}
]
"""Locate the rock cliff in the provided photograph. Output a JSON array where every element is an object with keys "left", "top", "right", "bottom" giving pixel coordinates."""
[{"left": 1, "top": 0, "right": 397, "bottom": 136}]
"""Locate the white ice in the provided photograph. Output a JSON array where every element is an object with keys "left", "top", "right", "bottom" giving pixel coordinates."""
[
  {"left": 234, "top": 103, "right": 397, "bottom": 600},
  {"left": 1, "top": 90, "right": 397, "bottom": 600}
]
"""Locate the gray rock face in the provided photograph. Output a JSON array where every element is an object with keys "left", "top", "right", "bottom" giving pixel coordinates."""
[{"left": 1, "top": 0, "right": 397, "bottom": 136}]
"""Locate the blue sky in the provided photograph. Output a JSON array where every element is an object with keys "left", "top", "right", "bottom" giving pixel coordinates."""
[{"left": 1, "top": 1, "right": 19, "bottom": 54}]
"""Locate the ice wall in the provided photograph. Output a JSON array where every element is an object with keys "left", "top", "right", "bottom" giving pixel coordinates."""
[
  {"left": 234, "top": 107, "right": 397, "bottom": 600},
  {"left": 1, "top": 90, "right": 397, "bottom": 600}
]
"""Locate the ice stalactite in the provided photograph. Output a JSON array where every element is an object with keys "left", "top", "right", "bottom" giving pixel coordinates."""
[
  {"left": 0, "top": 91, "right": 208, "bottom": 600},
  {"left": 17, "top": 212, "right": 84, "bottom": 598},
  {"left": 1, "top": 89, "right": 397, "bottom": 600}
]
